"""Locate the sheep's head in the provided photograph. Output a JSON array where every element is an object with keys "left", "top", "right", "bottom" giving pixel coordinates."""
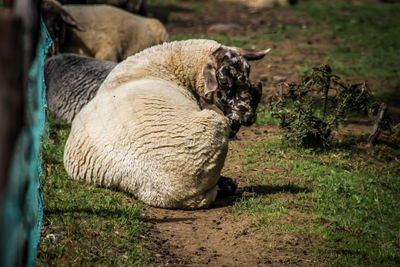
[
  {"left": 202, "top": 46, "right": 270, "bottom": 138},
  {"left": 42, "top": 0, "right": 84, "bottom": 52}
]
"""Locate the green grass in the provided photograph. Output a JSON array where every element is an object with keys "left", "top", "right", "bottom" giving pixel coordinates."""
[
  {"left": 296, "top": 2, "right": 400, "bottom": 81},
  {"left": 37, "top": 116, "right": 149, "bottom": 266},
  {"left": 232, "top": 134, "right": 400, "bottom": 266},
  {"left": 147, "top": 0, "right": 204, "bottom": 10},
  {"left": 170, "top": 24, "right": 302, "bottom": 51},
  {"left": 146, "top": 0, "right": 206, "bottom": 21}
]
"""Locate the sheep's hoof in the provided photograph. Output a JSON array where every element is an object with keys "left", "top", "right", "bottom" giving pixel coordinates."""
[{"left": 217, "top": 176, "right": 237, "bottom": 198}]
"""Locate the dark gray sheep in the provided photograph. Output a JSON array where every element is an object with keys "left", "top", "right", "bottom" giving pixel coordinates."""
[{"left": 44, "top": 53, "right": 117, "bottom": 122}]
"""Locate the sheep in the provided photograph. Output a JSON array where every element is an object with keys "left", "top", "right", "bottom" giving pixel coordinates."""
[
  {"left": 42, "top": 0, "right": 84, "bottom": 45},
  {"left": 44, "top": 54, "right": 117, "bottom": 123},
  {"left": 44, "top": 52, "right": 262, "bottom": 127},
  {"left": 64, "top": 39, "right": 269, "bottom": 209},
  {"left": 218, "top": 0, "right": 298, "bottom": 8},
  {"left": 42, "top": 0, "right": 168, "bottom": 61},
  {"left": 57, "top": 0, "right": 147, "bottom": 15}
]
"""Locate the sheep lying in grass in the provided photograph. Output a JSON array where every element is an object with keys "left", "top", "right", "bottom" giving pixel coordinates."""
[
  {"left": 42, "top": 0, "right": 168, "bottom": 61},
  {"left": 45, "top": 54, "right": 117, "bottom": 123},
  {"left": 64, "top": 40, "right": 269, "bottom": 209}
]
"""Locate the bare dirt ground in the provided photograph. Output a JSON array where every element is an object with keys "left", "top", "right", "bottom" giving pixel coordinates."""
[
  {"left": 140, "top": 1, "right": 397, "bottom": 266},
  {"left": 141, "top": 125, "right": 321, "bottom": 266}
]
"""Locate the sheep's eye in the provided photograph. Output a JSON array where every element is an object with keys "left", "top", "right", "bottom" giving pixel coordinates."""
[
  {"left": 219, "top": 77, "right": 228, "bottom": 85},
  {"left": 238, "top": 75, "right": 246, "bottom": 82}
]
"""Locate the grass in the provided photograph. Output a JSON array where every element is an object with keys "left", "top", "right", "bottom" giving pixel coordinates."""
[
  {"left": 147, "top": 0, "right": 205, "bottom": 11},
  {"left": 37, "top": 116, "right": 149, "bottom": 266},
  {"left": 295, "top": 1, "right": 400, "bottom": 82},
  {"left": 146, "top": 0, "right": 207, "bottom": 21},
  {"left": 231, "top": 134, "right": 400, "bottom": 266}
]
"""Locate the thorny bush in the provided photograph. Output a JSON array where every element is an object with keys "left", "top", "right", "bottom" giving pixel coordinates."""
[{"left": 267, "top": 65, "right": 392, "bottom": 148}]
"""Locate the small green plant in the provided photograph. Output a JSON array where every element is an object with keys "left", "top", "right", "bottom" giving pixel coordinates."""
[{"left": 267, "top": 65, "right": 391, "bottom": 148}]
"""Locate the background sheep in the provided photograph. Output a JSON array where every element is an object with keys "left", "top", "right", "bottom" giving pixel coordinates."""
[
  {"left": 42, "top": 0, "right": 84, "bottom": 45},
  {"left": 45, "top": 54, "right": 117, "bottom": 123},
  {"left": 218, "top": 0, "right": 298, "bottom": 8},
  {"left": 64, "top": 40, "right": 269, "bottom": 209},
  {"left": 42, "top": 0, "right": 168, "bottom": 61},
  {"left": 57, "top": 0, "right": 147, "bottom": 15}
]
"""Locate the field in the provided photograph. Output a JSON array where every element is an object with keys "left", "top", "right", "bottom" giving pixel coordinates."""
[{"left": 37, "top": 0, "right": 400, "bottom": 266}]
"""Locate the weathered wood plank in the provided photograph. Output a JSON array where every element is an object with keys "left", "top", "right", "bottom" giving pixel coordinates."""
[{"left": 0, "top": 13, "right": 24, "bottom": 197}]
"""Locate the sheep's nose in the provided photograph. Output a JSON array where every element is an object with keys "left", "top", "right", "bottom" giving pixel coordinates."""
[
  {"left": 229, "top": 122, "right": 241, "bottom": 139},
  {"left": 243, "top": 113, "right": 257, "bottom": 126}
]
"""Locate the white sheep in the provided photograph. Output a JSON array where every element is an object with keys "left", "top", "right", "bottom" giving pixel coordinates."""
[
  {"left": 64, "top": 39, "right": 269, "bottom": 209},
  {"left": 45, "top": 54, "right": 117, "bottom": 123},
  {"left": 42, "top": 0, "right": 168, "bottom": 61}
]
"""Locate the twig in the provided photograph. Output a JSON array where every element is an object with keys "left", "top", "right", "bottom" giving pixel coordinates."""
[{"left": 368, "top": 103, "right": 387, "bottom": 145}]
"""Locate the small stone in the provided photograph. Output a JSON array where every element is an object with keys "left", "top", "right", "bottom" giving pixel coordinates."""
[
  {"left": 272, "top": 75, "right": 286, "bottom": 82},
  {"left": 207, "top": 23, "right": 240, "bottom": 34}
]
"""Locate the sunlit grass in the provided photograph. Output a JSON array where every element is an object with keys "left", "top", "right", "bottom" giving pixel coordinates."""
[
  {"left": 232, "top": 133, "right": 400, "bottom": 266},
  {"left": 296, "top": 2, "right": 400, "bottom": 82}
]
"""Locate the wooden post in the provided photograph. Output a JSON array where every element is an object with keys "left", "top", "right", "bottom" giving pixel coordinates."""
[
  {"left": 0, "top": 0, "right": 40, "bottom": 196},
  {"left": 0, "top": 13, "right": 24, "bottom": 199},
  {"left": 0, "top": 1, "right": 42, "bottom": 266}
]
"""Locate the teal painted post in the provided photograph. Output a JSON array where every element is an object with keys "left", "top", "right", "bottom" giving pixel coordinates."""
[{"left": 0, "top": 20, "right": 52, "bottom": 267}]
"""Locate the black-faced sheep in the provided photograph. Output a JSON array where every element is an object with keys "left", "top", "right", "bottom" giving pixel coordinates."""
[
  {"left": 64, "top": 40, "right": 269, "bottom": 209},
  {"left": 42, "top": 0, "right": 168, "bottom": 61},
  {"left": 44, "top": 54, "right": 117, "bottom": 122}
]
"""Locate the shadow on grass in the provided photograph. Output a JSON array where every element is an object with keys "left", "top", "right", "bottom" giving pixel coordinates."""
[
  {"left": 44, "top": 206, "right": 141, "bottom": 219},
  {"left": 378, "top": 88, "right": 400, "bottom": 122},
  {"left": 335, "top": 132, "right": 400, "bottom": 151},
  {"left": 212, "top": 181, "right": 311, "bottom": 208},
  {"left": 143, "top": 217, "right": 197, "bottom": 224},
  {"left": 240, "top": 184, "right": 311, "bottom": 195},
  {"left": 147, "top": 4, "right": 194, "bottom": 23}
]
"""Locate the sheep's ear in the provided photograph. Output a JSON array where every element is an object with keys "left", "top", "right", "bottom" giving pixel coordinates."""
[
  {"left": 202, "top": 63, "right": 218, "bottom": 95},
  {"left": 229, "top": 47, "right": 271, "bottom": 61},
  {"left": 60, "top": 10, "right": 85, "bottom": 32},
  {"left": 42, "top": 0, "right": 85, "bottom": 32}
]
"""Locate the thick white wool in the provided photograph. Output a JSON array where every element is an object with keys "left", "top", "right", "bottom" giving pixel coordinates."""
[{"left": 64, "top": 40, "right": 230, "bottom": 209}]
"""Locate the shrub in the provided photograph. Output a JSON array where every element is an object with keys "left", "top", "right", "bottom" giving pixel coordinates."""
[{"left": 267, "top": 65, "right": 392, "bottom": 148}]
